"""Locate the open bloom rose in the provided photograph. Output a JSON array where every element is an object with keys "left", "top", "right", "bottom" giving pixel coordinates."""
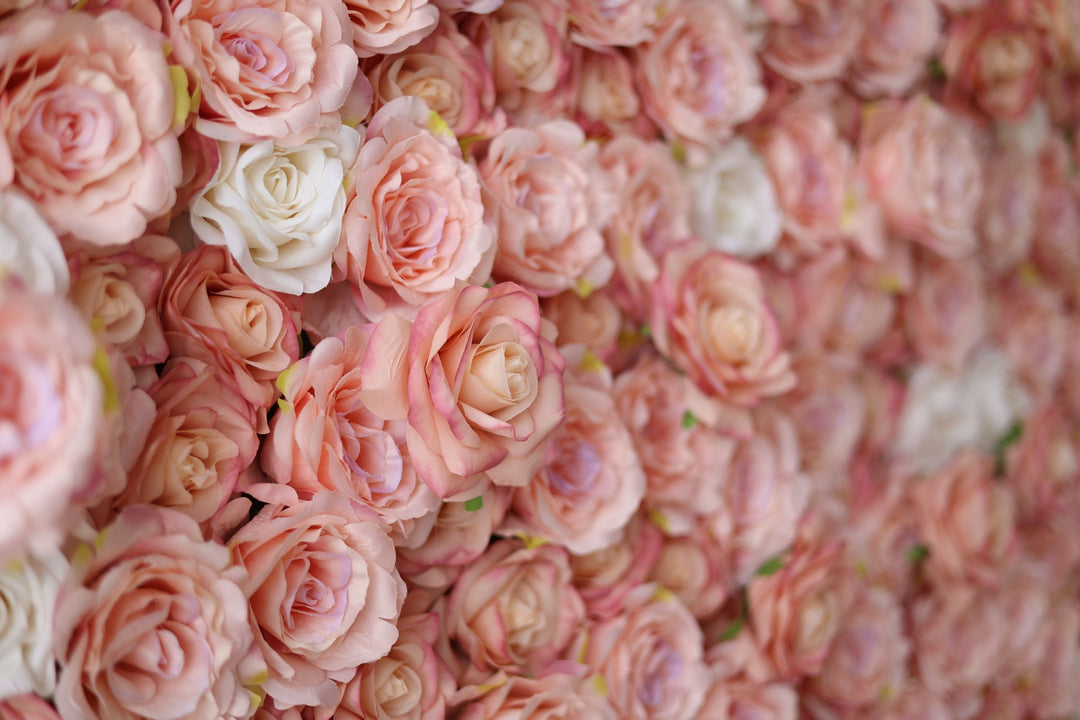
[
  {"left": 230, "top": 487, "right": 407, "bottom": 709},
  {"left": 0, "top": 549, "right": 67, "bottom": 697},
  {"left": 191, "top": 124, "right": 361, "bottom": 296},
  {"left": 0, "top": 9, "right": 182, "bottom": 246},
  {"left": 0, "top": 281, "right": 104, "bottom": 562},
  {"left": 166, "top": 0, "right": 357, "bottom": 143},
  {"left": 761, "top": 0, "right": 864, "bottom": 83},
  {"left": 445, "top": 539, "right": 585, "bottom": 679},
  {"left": 456, "top": 672, "right": 615, "bottom": 720},
  {"left": 850, "top": 0, "right": 940, "bottom": 98},
  {"left": 565, "top": 0, "right": 663, "bottom": 47},
  {"left": 53, "top": 506, "right": 265, "bottom": 720},
  {"left": 359, "top": 282, "right": 566, "bottom": 498},
  {"left": 345, "top": 0, "right": 437, "bottom": 57},
  {"left": 570, "top": 512, "right": 663, "bottom": 620},
  {"left": 697, "top": 635, "right": 798, "bottom": 720},
  {"left": 904, "top": 252, "right": 987, "bottom": 370},
  {"left": 0, "top": 191, "right": 67, "bottom": 295},
  {"left": 583, "top": 584, "right": 708, "bottom": 720},
  {"left": 650, "top": 241, "right": 795, "bottom": 406},
  {"left": 336, "top": 97, "right": 493, "bottom": 319}
]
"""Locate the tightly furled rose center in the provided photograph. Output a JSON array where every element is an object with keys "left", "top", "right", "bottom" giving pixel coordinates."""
[
  {"left": 461, "top": 336, "right": 538, "bottom": 416},
  {"left": 213, "top": 9, "right": 311, "bottom": 88},
  {"left": 704, "top": 303, "right": 763, "bottom": 364},
  {"left": 279, "top": 545, "right": 360, "bottom": 644},
  {"left": 374, "top": 660, "right": 421, "bottom": 709}
]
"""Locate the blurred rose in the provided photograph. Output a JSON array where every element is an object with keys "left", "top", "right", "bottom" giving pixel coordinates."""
[
  {"left": 0, "top": 281, "right": 103, "bottom": 561},
  {"left": 993, "top": 276, "right": 1068, "bottom": 405},
  {"left": 1031, "top": 137, "right": 1080, "bottom": 295},
  {"left": 843, "top": 471, "right": 922, "bottom": 596},
  {"left": 1026, "top": 598, "right": 1080, "bottom": 718},
  {"left": 1006, "top": 405, "right": 1079, "bottom": 518},
  {"left": 647, "top": 521, "right": 730, "bottom": 620},
  {"left": 651, "top": 242, "right": 795, "bottom": 406},
  {"left": 359, "top": 282, "right": 565, "bottom": 498},
  {"left": 565, "top": 0, "right": 663, "bottom": 47},
  {"left": 570, "top": 512, "right": 663, "bottom": 620},
  {"left": 0, "top": 191, "right": 67, "bottom": 295},
  {"left": 697, "top": 635, "right": 798, "bottom": 720},
  {"left": 455, "top": 671, "right": 615, "bottom": 720},
  {"left": 191, "top": 124, "right": 361, "bottom": 296},
  {"left": 337, "top": 97, "right": 493, "bottom": 318},
  {"left": 979, "top": 144, "right": 1040, "bottom": 276},
  {"left": 572, "top": 49, "right": 648, "bottom": 137},
  {"left": 904, "top": 252, "right": 987, "bottom": 370},
  {"left": 541, "top": 290, "right": 622, "bottom": 363},
  {"left": 53, "top": 506, "right": 265, "bottom": 720},
  {"left": 166, "top": 0, "right": 357, "bottom": 143},
  {"left": 231, "top": 487, "right": 406, "bottom": 709},
  {"left": 0, "top": 696, "right": 60, "bottom": 720},
  {"left": 761, "top": 0, "right": 863, "bottom": 83},
  {"left": 345, "top": 0, "right": 436, "bottom": 57},
  {"left": 0, "top": 10, "right": 181, "bottom": 245},
  {"left": 0, "top": 549, "right": 67, "bottom": 697},
  {"left": 850, "top": 0, "right": 940, "bottom": 97}
]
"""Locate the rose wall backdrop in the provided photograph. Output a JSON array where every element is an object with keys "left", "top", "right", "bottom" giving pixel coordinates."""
[{"left": 1, "top": 0, "right": 1079, "bottom": 718}]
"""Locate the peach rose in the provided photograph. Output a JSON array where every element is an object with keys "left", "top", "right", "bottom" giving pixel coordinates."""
[
  {"left": 565, "top": 0, "right": 663, "bottom": 47},
  {"left": 1006, "top": 405, "right": 1078, "bottom": 518},
  {"left": 0, "top": 9, "right": 182, "bottom": 246},
  {"left": 165, "top": 0, "right": 357, "bottom": 143},
  {"left": 0, "top": 190, "right": 67, "bottom": 296},
  {"left": 53, "top": 506, "right": 265, "bottom": 720},
  {"left": 455, "top": 671, "right": 615, "bottom": 720},
  {"left": 697, "top": 635, "right": 798, "bottom": 720},
  {"left": 850, "top": 0, "right": 941, "bottom": 98},
  {"left": 261, "top": 325, "right": 441, "bottom": 542},
  {"left": 569, "top": 512, "right": 663, "bottom": 620},
  {"left": 445, "top": 539, "right": 585, "bottom": 679},
  {"left": 335, "top": 613, "right": 455, "bottom": 720},
  {"left": 572, "top": 49, "right": 650, "bottom": 138},
  {"left": 979, "top": 143, "right": 1040, "bottom": 276},
  {"left": 479, "top": 121, "right": 613, "bottom": 298},
  {"left": 540, "top": 290, "right": 622, "bottom": 364},
  {"left": 230, "top": 487, "right": 407, "bottom": 708},
  {"left": 859, "top": 96, "right": 985, "bottom": 258},
  {"left": 0, "top": 696, "right": 61, "bottom": 720},
  {"left": 994, "top": 276, "right": 1068, "bottom": 405},
  {"left": 0, "top": 281, "right": 104, "bottom": 562},
  {"left": 647, "top": 521, "right": 730, "bottom": 620},
  {"left": 359, "top": 282, "right": 566, "bottom": 499},
  {"left": 583, "top": 584, "right": 708, "bottom": 720},
  {"left": 1031, "top": 137, "right": 1080, "bottom": 297},
  {"left": 336, "top": 97, "right": 493, "bottom": 319},
  {"left": 344, "top": 0, "right": 437, "bottom": 58},
  {"left": 650, "top": 241, "right": 795, "bottom": 406},
  {"left": 904, "top": 251, "right": 987, "bottom": 370},
  {"left": 761, "top": 0, "right": 863, "bottom": 83},
  {"left": 632, "top": 0, "right": 764, "bottom": 154},
  {"left": 160, "top": 245, "right": 302, "bottom": 417},
  {"left": 1026, "top": 598, "right": 1080, "bottom": 718}
]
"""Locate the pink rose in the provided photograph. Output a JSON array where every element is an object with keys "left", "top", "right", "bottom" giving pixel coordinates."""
[
  {"left": 344, "top": 0, "right": 437, "bottom": 58},
  {"left": 53, "top": 506, "right": 265, "bottom": 720},
  {"left": 850, "top": 0, "right": 941, "bottom": 98},
  {"left": 165, "top": 0, "right": 357, "bottom": 143},
  {"left": 1031, "top": 137, "right": 1080, "bottom": 296},
  {"left": 993, "top": 276, "right": 1067, "bottom": 404},
  {"left": 455, "top": 671, "right": 615, "bottom": 720},
  {"left": 1026, "top": 598, "right": 1080, "bottom": 718},
  {"left": 647, "top": 520, "right": 730, "bottom": 620},
  {"left": 761, "top": 0, "right": 864, "bottom": 83},
  {"left": 0, "top": 10, "right": 182, "bottom": 245},
  {"left": 230, "top": 487, "right": 407, "bottom": 708},
  {"left": 979, "top": 143, "right": 1040, "bottom": 276},
  {"left": 565, "top": 0, "right": 663, "bottom": 47},
  {"left": 583, "top": 584, "right": 708, "bottom": 720},
  {"left": 359, "top": 282, "right": 566, "bottom": 499},
  {"left": 0, "top": 696, "right": 60, "bottom": 720},
  {"left": 541, "top": 290, "right": 623, "bottom": 364},
  {"left": 1006, "top": 405, "right": 1078, "bottom": 518},
  {"left": 445, "top": 539, "right": 585, "bottom": 680},
  {"left": 904, "top": 251, "right": 988, "bottom": 370},
  {"left": 571, "top": 49, "right": 652, "bottom": 138},
  {"left": 859, "top": 96, "right": 985, "bottom": 258},
  {"left": 569, "top": 511, "right": 663, "bottom": 620},
  {"left": 500, "top": 368, "right": 644, "bottom": 555},
  {"left": 843, "top": 470, "right": 922, "bottom": 596},
  {"left": 160, "top": 245, "right": 302, "bottom": 420},
  {"left": 632, "top": 0, "right": 765, "bottom": 154},
  {"left": 337, "top": 97, "right": 493, "bottom": 319},
  {"left": 478, "top": 121, "right": 613, "bottom": 298},
  {"left": 650, "top": 241, "right": 795, "bottom": 406},
  {"left": 697, "top": 635, "right": 798, "bottom": 720},
  {"left": 335, "top": 613, "right": 455, "bottom": 720},
  {"left": 0, "top": 281, "right": 104, "bottom": 561}
]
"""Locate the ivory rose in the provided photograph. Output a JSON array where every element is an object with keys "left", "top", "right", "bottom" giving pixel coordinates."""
[
  {"left": 0, "top": 549, "right": 67, "bottom": 697},
  {"left": 0, "top": 281, "right": 104, "bottom": 562},
  {"left": 230, "top": 486, "right": 407, "bottom": 709},
  {"left": 0, "top": 191, "right": 67, "bottom": 295},
  {"left": 359, "top": 282, "right": 566, "bottom": 499},
  {"left": 0, "top": 9, "right": 182, "bottom": 245},
  {"left": 190, "top": 124, "right": 361, "bottom": 296},
  {"left": 650, "top": 241, "right": 795, "bottom": 406},
  {"left": 165, "top": 0, "right": 358, "bottom": 143},
  {"left": 344, "top": 0, "right": 437, "bottom": 58},
  {"left": 53, "top": 506, "right": 266, "bottom": 720},
  {"left": 336, "top": 97, "right": 493, "bottom": 319}
]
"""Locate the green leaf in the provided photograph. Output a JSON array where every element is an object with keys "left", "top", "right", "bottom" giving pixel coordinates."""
[
  {"left": 756, "top": 555, "right": 785, "bottom": 577},
  {"left": 993, "top": 419, "right": 1024, "bottom": 475},
  {"left": 639, "top": 324, "right": 651, "bottom": 338},
  {"left": 906, "top": 543, "right": 930, "bottom": 563},
  {"left": 464, "top": 496, "right": 484, "bottom": 512},
  {"left": 681, "top": 409, "right": 698, "bottom": 429},
  {"left": 717, "top": 613, "right": 745, "bottom": 642},
  {"left": 928, "top": 57, "right": 946, "bottom": 79}
]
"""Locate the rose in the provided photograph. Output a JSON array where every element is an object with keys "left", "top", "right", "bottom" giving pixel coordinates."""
[
  {"left": 1005, "top": 405, "right": 1078, "bottom": 518},
  {"left": 0, "top": 191, "right": 67, "bottom": 295},
  {"left": 994, "top": 277, "right": 1068, "bottom": 405},
  {"left": 569, "top": 511, "right": 663, "bottom": 620},
  {"left": 572, "top": 49, "right": 648, "bottom": 138},
  {"left": 0, "top": 9, "right": 182, "bottom": 246},
  {"left": 1027, "top": 599, "right": 1080, "bottom": 718},
  {"left": 478, "top": 121, "right": 613, "bottom": 298},
  {"left": 632, "top": 0, "right": 764, "bottom": 154},
  {"left": 191, "top": 124, "right": 361, "bottom": 296},
  {"left": 565, "top": 0, "right": 663, "bottom": 47},
  {"left": 979, "top": 144, "right": 1039, "bottom": 276},
  {"left": 344, "top": 0, "right": 437, "bottom": 58},
  {"left": 261, "top": 325, "right": 441, "bottom": 542},
  {"left": 159, "top": 244, "right": 302, "bottom": 417},
  {"left": 1031, "top": 137, "right": 1080, "bottom": 293},
  {"left": 230, "top": 487, "right": 407, "bottom": 709},
  {"left": 685, "top": 138, "right": 781, "bottom": 260},
  {"left": 540, "top": 291, "right": 622, "bottom": 364},
  {"left": 646, "top": 521, "right": 730, "bottom": 620},
  {"left": 53, "top": 506, "right": 265, "bottom": 720},
  {"left": 850, "top": 0, "right": 940, "bottom": 98},
  {"left": 0, "top": 696, "right": 61, "bottom": 720},
  {"left": 445, "top": 539, "right": 585, "bottom": 678},
  {"left": 583, "top": 584, "right": 708, "bottom": 720},
  {"left": 697, "top": 635, "right": 799, "bottom": 720},
  {"left": 335, "top": 97, "right": 493, "bottom": 318},
  {"left": 760, "top": 0, "right": 863, "bottom": 83},
  {"left": 166, "top": 0, "right": 358, "bottom": 143},
  {"left": 650, "top": 241, "right": 795, "bottom": 406},
  {"left": 904, "top": 252, "right": 987, "bottom": 370},
  {"left": 359, "top": 282, "right": 566, "bottom": 499},
  {"left": 0, "top": 549, "right": 67, "bottom": 697},
  {"left": 455, "top": 672, "right": 615, "bottom": 720},
  {"left": 0, "top": 281, "right": 104, "bottom": 562}
]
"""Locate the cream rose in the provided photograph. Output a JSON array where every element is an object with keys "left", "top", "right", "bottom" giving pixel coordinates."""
[
  {"left": 0, "top": 549, "right": 67, "bottom": 698},
  {"left": 0, "top": 191, "right": 67, "bottom": 295}
]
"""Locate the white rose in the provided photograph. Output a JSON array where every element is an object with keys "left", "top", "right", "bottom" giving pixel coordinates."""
[
  {"left": 0, "top": 549, "right": 68, "bottom": 698},
  {"left": 684, "top": 138, "right": 781, "bottom": 260},
  {"left": 190, "top": 124, "right": 362, "bottom": 295},
  {"left": 0, "top": 191, "right": 68, "bottom": 295}
]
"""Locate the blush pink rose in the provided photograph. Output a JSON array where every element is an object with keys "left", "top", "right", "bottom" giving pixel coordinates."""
[
  {"left": 261, "top": 325, "right": 441, "bottom": 543},
  {"left": 455, "top": 671, "right": 615, "bottom": 720},
  {"left": 230, "top": 486, "right": 407, "bottom": 709},
  {"left": 1031, "top": 137, "right": 1080, "bottom": 298},
  {"left": 583, "top": 583, "right": 708, "bottom": 720},
  {"left": 478, "top": 121, "right": 613, "bottom": 298},
  {"left": 359, "top": 282, "right": 566, "bottom": 499},
  {"left": 160, "top": 245, "right": 302, "bottom": 420},
  {"left": 53, "top": 506, "right": 265, "bottom": 720},
  {"left": 632, "top": 0, "right": 764, "bottom": 154},
  {"left": 0, "top": 281, "right": 104, "bottom": 562},
  {"left": 761, "top": 0, "right": 864, "bottom": 83},
  {"left": 0, "top": 696, "right": 60, "bottom": 720},
  {"left": 1026, "top": 598, "right": 1080, "bottom": 718},
  {"left": 993, "top": 276, "right": 1068, "bottom": 405},
  {"left": 979, "top": 143, "right": 1040, "bottom": 276},
  {"left": 859, "top": 96, "right": 986, "bottom": 258},
  {"left": 336, "top": 97, "right": 494, "bottom": 319},
  {"left": 165, "top": 0, "right": 358, "bottom": 143},
  {"left": 565, "top": 0, "right": 663, "bottom": 47},
  {"left": 541, "top": 290, "right": 623, "bottom": 364},
  {"left": 697, "top": 635, "right": 798, "bottom": 720},
  {"left": 904, "top": 251, "right": 988, "bottom": 370},
  {"left": 571, "top": 49, "right": 652, "bottom": 139},
  {"left": 1006, "top": 405, "right": 1078, "bottom": 518},
  {"left": 646, "top": 520, "right": 730, "bottom": 620},
  {"left": 444, "top": 539, "right": 585, "bottom": 680},
  {"left": 850, "top": 0, "right": 941, "bottom": 98},
  {"left": 344, "top": 0, "right": 437, "bottom": 58},
  {"left": 0, "top": 9, "right": 182, "bottom": 246},
  {"left": 650, "top": 241, "right": 795, "bottom": 406},
  {"left": 569, "top": 512, "right": 663, "bottom": 620},
  {"left": 335, "top": 612, "right": 455, "bottom": 720}
]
